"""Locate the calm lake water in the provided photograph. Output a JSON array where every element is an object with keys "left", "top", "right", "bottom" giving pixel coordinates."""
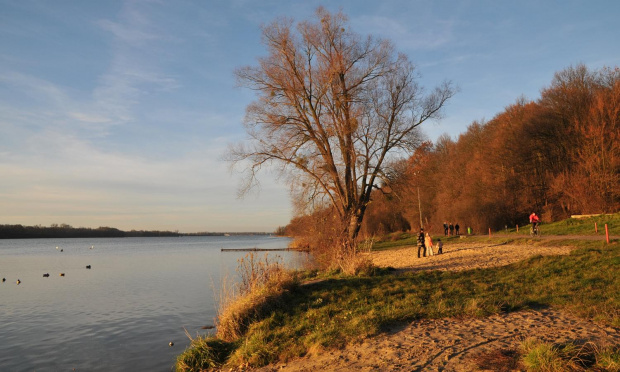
[{"left": 0, "top": 235, "right": 304, "bottom": 372}]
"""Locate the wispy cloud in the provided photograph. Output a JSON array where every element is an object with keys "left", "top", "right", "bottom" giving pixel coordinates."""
[
  {"left": 92, "top": 0, "right": 179, "bottom": 126},
  {"left": 351, "top": 15, "right": 455, "bottom": 50},
  {"left": 0, "top": 72, "right": 114, "bottom": 136},
  {"left": 68, "top": 112, "right": 112, "bottom": 124},
  {"left": 97, "top": 18, "right": 158, "bottom": 45}
]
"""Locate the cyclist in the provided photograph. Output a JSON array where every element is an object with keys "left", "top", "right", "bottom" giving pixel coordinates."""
[{"left": 529, "top": 212, "right": 541, "bottom": 236}]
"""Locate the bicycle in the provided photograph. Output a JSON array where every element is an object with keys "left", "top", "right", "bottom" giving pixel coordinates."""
[{"left": 529, "top": 223, "right": 541, "bottom": 237}]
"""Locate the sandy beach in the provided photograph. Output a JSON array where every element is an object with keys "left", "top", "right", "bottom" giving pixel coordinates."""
[
  {"left": 368, "top": 240, "right": 574, "bottom": 273},
  {"left": 255, "top": 241, "right": 619, "bottom": 371}
]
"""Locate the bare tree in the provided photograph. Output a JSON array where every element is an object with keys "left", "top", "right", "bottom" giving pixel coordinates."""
[{"left": 228, "top": 8, "right": 455, "bottom": 247}]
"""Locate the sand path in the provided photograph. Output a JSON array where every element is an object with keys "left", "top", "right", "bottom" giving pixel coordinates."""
[{"left": 255, "top": 241, "right": 619, "bottom": 371}]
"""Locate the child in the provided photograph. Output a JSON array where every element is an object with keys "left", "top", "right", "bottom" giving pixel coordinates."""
[{"left": 436, "top": 238, "right": 443, "bottom": 254}]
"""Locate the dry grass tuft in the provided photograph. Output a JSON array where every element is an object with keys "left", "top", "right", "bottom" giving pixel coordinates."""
[
  {"left": 216, "top": 253, "right": 297, "bottom": 342},
  {"left": 338, "top": 251, "right": 376, "bottom": 276},
  {"left": 519, "top": 338, "right": 619, "bottom": 371},
  {"left": 175, "top": 330, "right": 235, "bottom": 371}
]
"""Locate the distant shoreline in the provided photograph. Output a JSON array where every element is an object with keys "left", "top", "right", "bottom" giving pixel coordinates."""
[{"left": 0, "top": 224, "right": 277, "bottom": 239}]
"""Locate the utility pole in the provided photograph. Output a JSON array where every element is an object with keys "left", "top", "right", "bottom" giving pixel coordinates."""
[{"left": 417, "top": 186, "right": 423, "bottom": 229}]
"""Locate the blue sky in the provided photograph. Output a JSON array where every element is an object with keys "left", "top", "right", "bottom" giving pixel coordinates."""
[{"left": 1, "top": 0, "right": 619, "bottom": 233}]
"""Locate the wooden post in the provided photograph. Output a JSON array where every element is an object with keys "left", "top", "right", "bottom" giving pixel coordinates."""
[
  {"left": 595, "top": 222, "right": 598, "bottom": 233},
  {"left": 516, "top": 224, "right": 519, "bottom": 232},
  {"left": 605, "top": 224, "right": 609, "bottom": 244},
  {"left": 488, "top": 228, "right": 491, "bottom": 237}
]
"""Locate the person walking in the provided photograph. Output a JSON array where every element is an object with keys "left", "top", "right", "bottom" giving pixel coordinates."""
[
  {"left": 455, "top": 223, "right": 460, "bottom": 235},
  {"left": 443, "top": 222, "right": 449, "bottom": 236},
  {"left": 449, "top": 223, "right": 454, "bottom": 236},
  {"left": 425, "top": 233, "right": 434, "bottom": 256},
  {"left": 417, "top": 228, "right": 426, "bottom": 258}
]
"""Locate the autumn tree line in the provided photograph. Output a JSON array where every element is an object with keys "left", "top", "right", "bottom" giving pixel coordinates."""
[{"left": 284, "top": 64, "right": 619, "bottom": 241}]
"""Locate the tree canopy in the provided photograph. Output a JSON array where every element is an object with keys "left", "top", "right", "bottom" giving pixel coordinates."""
[{"left": 229, "top": 8, "right": 454, "bottom": 248}]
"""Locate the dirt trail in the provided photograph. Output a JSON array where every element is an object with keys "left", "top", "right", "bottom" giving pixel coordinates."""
[{"left": 254, "top": 241, "right": 619, "bottom": 372}]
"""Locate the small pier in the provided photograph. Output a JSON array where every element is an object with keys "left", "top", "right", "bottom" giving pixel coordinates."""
[{"left": 220, "top": 248, "right": 292, "bottom": 252}]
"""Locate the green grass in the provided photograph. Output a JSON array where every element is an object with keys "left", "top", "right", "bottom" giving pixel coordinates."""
[
  {"left": 370, "top": 212, "right": 620, "bottom": 253},
  {"left": 500, "top": 212, "right": 620, "bottom": 237},
  {"left": 474, "top": 339, "right": 620, "bottom": 371},
  {"left": 176, "top": 242, "right": 620, "bottom": 370},
  {"left": 175, "top": 337, "right": 236, "bottom": 371},
  {"left": 371, "top": 233, "right": 616, "bottom": 253},
  {"left": 520, "top": 338, "right": 583, "bottom": 371},
  {"left": 371, "top": 232, "right": 418, "bottom": 251},
  {"left": 519, "top": 338, "right": 620, "bottom": 371}
]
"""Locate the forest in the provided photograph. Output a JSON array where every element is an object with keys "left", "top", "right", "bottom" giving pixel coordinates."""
[
  {"left": 0, "top": 223, "right": 181, "bottom": 239},
  {"left": 0, "top": 224, "right": 274, "bottom": 239},
  {"left": 284, "top": 64, "right": 619, "bottom": 240}
]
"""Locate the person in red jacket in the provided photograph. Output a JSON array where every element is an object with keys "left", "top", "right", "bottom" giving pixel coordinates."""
[{"left": 529, "top": 212, "right": 540, "bottom": 232}]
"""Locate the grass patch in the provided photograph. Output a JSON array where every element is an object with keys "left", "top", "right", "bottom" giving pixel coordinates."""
[
  {"left": 475, "top": 339, "right": 620, "bottom": 371},
  {"left": 596, "top": 345, "right": 620, "bottom": 371},
  {"left": 176, "top": 243, "right": 619, "bottom": 370},
  {"left": 175, "top": 337, "right": 236, "bottom": 371},
  {"left": 520, "top": 338, "right": 583, "bottom": 371},
  {"left": 500, "top": 212, "right": 620, "bottom": 237},
  {"left": 216, "top": 253, "right": 297, "bottom": 342},
  {"left": 371, "top": 232, "right": 618, "bottom": 255},
  {"left": 371, "top": 232, "right": 418, "bottom": 251},
  {"left": 520, "top": 338, "right": 620, "bottom": 371},
  {"left": 369, "top": 213, "right": 620, "bottom": 252}
]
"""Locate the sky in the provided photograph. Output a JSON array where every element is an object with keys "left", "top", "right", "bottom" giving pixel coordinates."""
[{"left": 1, "top": 0, "right": 619, "bottom": 233}]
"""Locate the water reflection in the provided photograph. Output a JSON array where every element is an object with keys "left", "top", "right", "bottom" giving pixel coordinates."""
[{"left": 0, "top": 236, "right": 301, "bottom": 371}]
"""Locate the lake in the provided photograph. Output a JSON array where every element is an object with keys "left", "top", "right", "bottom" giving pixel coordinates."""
[{"left": 0, "top": 235, "right": 304, "bottom": 371}]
